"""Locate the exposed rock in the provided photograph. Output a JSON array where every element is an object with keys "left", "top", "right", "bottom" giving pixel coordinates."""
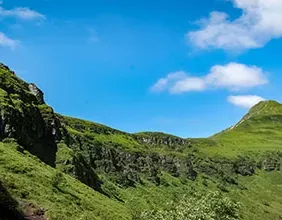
[
  {"left": 72, "top": 153, "right": 103, "bottom": 192},
  {"left": 234, "top": 157, "right": 255, "bottom": 176},
  {"left": 23, "top": 203, "right": 48, "bottom": 220},
  {"left": 0, "top": 64, "right": 61, "bottom": 166},
  {"left": 0, "top": 103, "right": 61, "bottom": 166},
  {"left": 134, "top": 132, "right": 188, "bottom": 147},
  {"left": 263, "top": 159, "right": 280, "bottom": 171},
  {"left": 28, "top": 83, "right": 45, "bottom": 104},
  {"left": 260, "top": 152, "right": 281, "bottom": 171}
]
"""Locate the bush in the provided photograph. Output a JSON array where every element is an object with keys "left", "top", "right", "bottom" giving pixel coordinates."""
[
  {"left": 140, "top": 191, "right": 240, "bottom": 220},
  {"left": 51, "top": 171, "right": 65, "bottom": 188}
]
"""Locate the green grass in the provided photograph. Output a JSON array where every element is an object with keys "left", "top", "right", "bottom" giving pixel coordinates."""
[
  {"left": 229, "top": 171, "right": 282, "bottom": 220},
  {"left": 3, "top": 138, "right": 282, "bottom": 220},
  {"left": 2, "top": 63, "right": 282, "bottom": 220},
  {"left": 195, "top": 101, "right": 282, "bottom": 157},
  {"left": 0, "top": 142, "right": 131, "bottom": 220}
]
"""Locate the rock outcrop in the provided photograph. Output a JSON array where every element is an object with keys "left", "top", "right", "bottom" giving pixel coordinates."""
[
  {"left": 28, "top": 83, "right": 45, "bottom": 105},
  {"left": 0, "top": 64, "right": 60, "bottom": 166}
]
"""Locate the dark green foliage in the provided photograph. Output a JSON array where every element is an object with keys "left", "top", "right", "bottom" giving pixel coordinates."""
[
  {"left": 0, "top": 180, "right": 24, "bottom": 220},
  {"left": 234, "top": 157, "right": 255, "bottom": 176},
  {"left": 51, "top": 171, "right": 65, "bottom": 188}
]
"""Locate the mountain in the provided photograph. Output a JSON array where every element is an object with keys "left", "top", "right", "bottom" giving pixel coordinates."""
[
  {"left": 210, "top": 100, "right": 282, "bottom": 157},
  {"left": 1, "top": 63, "right": 282, "bottom": 220}
]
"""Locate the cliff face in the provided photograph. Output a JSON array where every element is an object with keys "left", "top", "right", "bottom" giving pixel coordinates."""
[{"left": 0, "top": 64, "right": 61, "bottom": 167}]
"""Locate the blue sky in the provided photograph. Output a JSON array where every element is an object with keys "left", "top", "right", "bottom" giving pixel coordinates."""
[{"left": 1, "top": 0, "right": 282, "bottom": 137}]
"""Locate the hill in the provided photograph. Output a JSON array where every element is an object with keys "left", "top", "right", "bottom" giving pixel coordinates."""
[
  {"left": 1, "top": 63, "right": 282, "bottom": 220},
  {"left": 207, "top": 100, "right": 282, "bottom": 156}
]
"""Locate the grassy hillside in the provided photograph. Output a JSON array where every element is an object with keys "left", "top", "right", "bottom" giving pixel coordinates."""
[
  {"left": 199, "top": 100, "right": 282, "bottom": 157},
  {"left": 1, "top": 62, "right": 282, "bottom": 220},
  {"left": 0, "top": 141, "right": 131, "bottom": 220}
]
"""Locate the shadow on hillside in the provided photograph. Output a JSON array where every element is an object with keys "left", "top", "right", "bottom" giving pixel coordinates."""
[{"left": 0, "top": 180, "right": 24, "bottom": 220}]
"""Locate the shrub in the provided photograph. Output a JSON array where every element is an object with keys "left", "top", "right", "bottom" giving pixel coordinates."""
[
  {"left": 51, "top": 171, "right": 65, "bottom": 188},
  {"left": 140, "top": 191, "right": 240, "bottom": 220}
]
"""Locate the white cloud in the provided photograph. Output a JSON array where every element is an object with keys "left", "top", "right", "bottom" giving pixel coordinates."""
[
  {"left": 206, "top": 63, "right": 268, "bottom": 90},
  {"left": 170, "top": 77, "right": 206, "bottom": 94},
  {"left": 187, "top": 0, "right": 282, "bottom": 51},
  {"left": 151, "top": 71, "right": 187, "bottom": 92},
  {"left": 0, "top": 32, "right": 18, "bottom": 49},
  {"left": 151, "top": 63, "right": 268, "bottom": 94},
  {"left": 228, "top": 95, "right": 266, "bottom": 108},
  {"left": 0, "top": 6, "right": 45, "bottom": 20}
]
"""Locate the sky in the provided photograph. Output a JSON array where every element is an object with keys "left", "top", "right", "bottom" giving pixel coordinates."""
[{"left": 1, "top": 0, "right": 282, "bottom": 138}]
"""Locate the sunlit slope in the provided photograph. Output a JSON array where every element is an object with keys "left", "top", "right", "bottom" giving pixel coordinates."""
[
  {"left": 1, "top": 62, "right": 282, "bottom": 220},
  {"left": 194, "top": 101, "right": 282, "bottom": 156}
]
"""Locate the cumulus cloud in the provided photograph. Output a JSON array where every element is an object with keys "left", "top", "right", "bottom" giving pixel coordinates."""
[
  {"left": 151, "top": 63, "right": 268, "bottom": 94},
  {"left": 206, "top": 63, "right": 268, "bottom": 90},
  {"left": 187, "top": 0, "right": 282, "bottom": 51},
  {"left": 0, "top": 6, "right": 45, "bottom": 20},
  {"left": 0, "top": 32, "right": 18, "bottom": 49},
  {"left": 228, "top": 95, "right": 266, "bottom": 108}
]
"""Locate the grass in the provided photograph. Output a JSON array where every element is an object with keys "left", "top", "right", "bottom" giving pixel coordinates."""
[
  {"left": 2, "top": 138, "right": 282, "bottom": 220},
  {"left": 229, "top": 171, "right": 282, "bottom": 220},
  {"left": 0, "top": 142, "right": 131, "bottom": 220},
  {"left": 194, "top": 101, "right": 282, "bottom": 157},
  {"left": 2, "top": 63, "right": 282, "bottom": 220}
]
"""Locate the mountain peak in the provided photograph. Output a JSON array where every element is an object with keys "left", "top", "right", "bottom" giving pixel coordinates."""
[
  {"left": 225, "top": 100, "right": 282, "bottom": 131},
  {"left": 246, "top": 100, "right": 282, "bottom": 118}
]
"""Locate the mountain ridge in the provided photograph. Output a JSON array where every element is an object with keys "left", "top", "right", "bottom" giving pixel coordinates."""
[{"left": 1, "top": 63, "right": 282, "bottom": 220}]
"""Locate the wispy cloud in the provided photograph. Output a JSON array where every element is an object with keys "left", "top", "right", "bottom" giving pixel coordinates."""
[
  {"left": 187, "top": 0, "right": 282, "bottom": 51},
  {"left": 0, "top": 6, "right": 45, "bottom": 20},
  {"left": 151, "top": 71, "right": 206, "bottom": 94},
  {"left": 228, "top": 95, "right": 265, "bottom": 108},
  {"left": 151, "top": 63, "right": 268, "bottom": 94},
  {"left": 0, "top": 32, "right": 18, "bottom": 49}
]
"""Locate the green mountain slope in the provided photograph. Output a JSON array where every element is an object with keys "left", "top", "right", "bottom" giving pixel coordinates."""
[
  {"left": 1, "top": 63, "right": 282, "bottom": 220},
  {"left": 205, "top": 100, "right": 282, "bottom": 156}
]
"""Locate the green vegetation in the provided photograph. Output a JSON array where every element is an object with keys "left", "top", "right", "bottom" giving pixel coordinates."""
[
  {"left": 1, "top": 63, "right": 282, "bottom": 220},
  {"left": 140, "top": 191, "right": 240, "bottom": 220},
  {"left": 0, "top": 142, "right": 131, "bottom": 220},
  {"left": 199, "top": 100, "right": 282, "bottom": 157}
]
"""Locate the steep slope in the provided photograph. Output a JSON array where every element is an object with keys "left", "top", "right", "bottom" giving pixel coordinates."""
[
  {"left": 206, "top": 100, "right": 282, "bottom": 156},
  {"left": 1, "top": 63, "right": 282, "bottom": 220},
  {"left": 0, "top": 63, "right": 61, "bottom": 166},
  {"left": 219, "top": 100, "right": 282, "bottom": 134},
  {"left": 0, "top": 142, "right": 131, "bottom": 220}
]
